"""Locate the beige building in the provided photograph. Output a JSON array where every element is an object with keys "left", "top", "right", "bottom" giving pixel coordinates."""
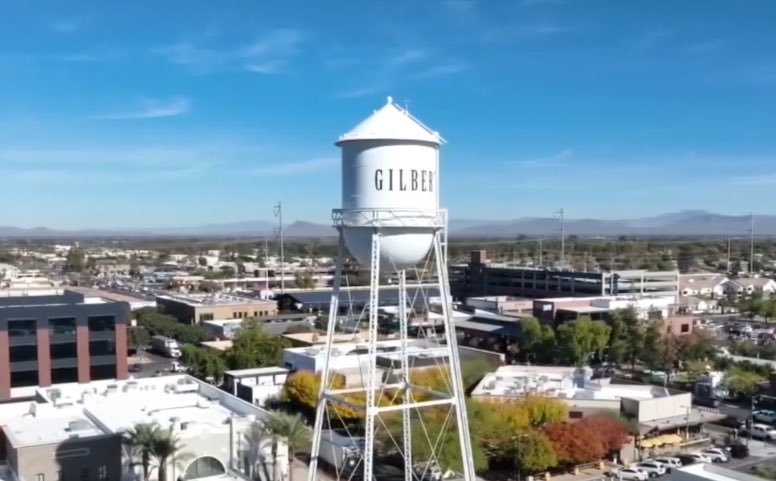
[{"left": 156, "top": 293, "right": 277, "bottom": 324}]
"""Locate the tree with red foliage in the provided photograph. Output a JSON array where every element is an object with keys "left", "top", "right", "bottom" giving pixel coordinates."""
[
  {"left": 543, "top": 422, "right": 605, "bottom": 466},
  {"left": 578, "top": 415, "right": 631, "bottom": 452}
]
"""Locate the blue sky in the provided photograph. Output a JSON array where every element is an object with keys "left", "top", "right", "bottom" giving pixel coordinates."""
[{"left": 1, "top": 0, "right": 775, "bottom": 229}]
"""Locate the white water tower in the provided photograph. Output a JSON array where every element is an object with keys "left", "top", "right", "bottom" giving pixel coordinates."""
[
  {"left": 307, "top": 97, "right": 476, "bottom": 481},
  {"left": 335, "top": 96, "right": 444, "bottom": 269}
]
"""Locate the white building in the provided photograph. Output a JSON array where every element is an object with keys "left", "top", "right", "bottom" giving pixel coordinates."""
[
  {"left": 0, "top": 375, "right": 287, "bottom": 481},
  {"left": 0, "top": 263, "right": 20, "bottom": 281},
  {"left": 679, "top": 274, "right": 728, "bottom": 298},
  {"left": 472, "top": 365, "right": 694, "bottom": 423},
  {"left": 223, "top": 367, "right": 290, "bottom": 407},
  {"left": 725, "top": 277, "right": 776, "bottom": 296},
  {"left": 589, "top": 294, "right": 676, "bottom": 320},
  {"left": 282, "top": 339, "right": 449, "bottom": 377}
]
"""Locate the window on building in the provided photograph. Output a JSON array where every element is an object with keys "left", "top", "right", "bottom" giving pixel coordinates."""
[
  {"left": 51, "top": 367, "right": 79, "bottom": 384},
  {"left": 89, "top": 339, "right": 116, "bottom": 357},
  {"left": 7, "top": 319, "right": 36, "bottom": 337},
  {"left": 87, "top": 316, "right": 115, "bottom": 332},
  {"left": 9, "top": 344, "right": 38, "bottom": 363},
  {"left": 199, "top": 313, "right": 214, "bottom": 322},
  {"left": 10, "top": 370, "right": 39, "bottom": 388},
  {"left": 49, "top": 317, "right": 77, "bottom": 335},
  {"left": 98, "top": 465, "right": 107, "bottom": 480},
  {"left": 681, "top": 324, "right": 690, "bottom": 333},
  {"left": 50, "top": 342, "right": 78, "bottom": 359},
  {"left": 90, "top": 364, "right": 117, "bottom": 381},
  {"left": 36, "top": 474, "right": 44, "bottom": 481}
]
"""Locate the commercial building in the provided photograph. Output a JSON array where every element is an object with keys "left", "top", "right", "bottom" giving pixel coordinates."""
[
  {"left": 471, "top": 365, "right": 709, "bottom": 432},
  {"left": 0, "top": 290, "right": 129, "bottom": 400},
  {"left": 532, "top": 295, "right": 694, "bottom": 334},
  {"left": 451, "top": 250, "right": 679, "bottom": 301},
  {"left": 273, "top": 284, "right": 440, "bottom": 312},
  {"left": 282, "top": 339, "right": 449, "bottom": 376},
  {"left": 0, "top": 375, "right": 285, "bottom": 481},
  {"left": 202, "top": 313, "right": 316, "bottom": 339},
  {"left": 223, "top": 367, "right": 290, "bottom": 407},
  {"left": 156, "top": 293, "right": 277, "bottom": 324},
  {"left": 464, "top": 296, "right": 533, "bottom": 315}
]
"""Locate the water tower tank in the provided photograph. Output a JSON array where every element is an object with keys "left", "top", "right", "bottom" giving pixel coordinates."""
[{"left": 336, "top": 97, "right": 443, "bottom": 270}]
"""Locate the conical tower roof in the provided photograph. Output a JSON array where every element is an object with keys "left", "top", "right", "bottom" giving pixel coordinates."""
[{"left": 336, "top": 96, "right": 443, "bottom": 145}]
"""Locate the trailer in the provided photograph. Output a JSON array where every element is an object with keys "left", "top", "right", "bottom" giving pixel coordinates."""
[
  {"left": 149, "top": 335, "right": 182, "bottom": 358},
  {"left": 318, "top": 430, "right": 363, "bottom": 473}
]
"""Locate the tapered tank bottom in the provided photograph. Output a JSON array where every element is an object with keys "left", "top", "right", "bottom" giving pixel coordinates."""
[{"left": 342, "top": 227, "right": 434, "bottom": 270}]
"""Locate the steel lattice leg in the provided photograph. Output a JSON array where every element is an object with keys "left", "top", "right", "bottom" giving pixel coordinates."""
[
  {"left": 363, "top": 231, "right": 382, "bottom": 481},
  {"left": 308, "top": 230, "right": 346, "bottom": 481},
  {"left": 434, "top": 232, "right": 476, "bottom": 481},
  {"left": 398, "top": 269, "right": 413, "bottom": 481}
]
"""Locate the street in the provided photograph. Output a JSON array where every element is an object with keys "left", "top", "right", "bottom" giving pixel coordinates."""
[{"left": 128, "top": 348, "right": 178, "bottom": 378}]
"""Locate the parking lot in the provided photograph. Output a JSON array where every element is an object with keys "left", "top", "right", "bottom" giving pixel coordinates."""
[{"left": 127, "top": 348, "right": 178, "bottom": 378}]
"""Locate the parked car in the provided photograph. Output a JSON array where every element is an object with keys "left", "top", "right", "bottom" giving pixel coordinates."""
[
  {"left": 615, "top": 468, "right": 649, "bottom": 481},
  {"left": 676, "top": 453, "right": 708, "bottom": 465},
  {"left": 714, "top": 415, "right": 746, "bottom": 430},
  {"left": 128, "top": 364, "right": 142, "bottom": 373},
  {"left": 726, "top": 443, "right": 749, "bottom": 459},
  {"left": 753, "top": 410, "right": 776, "bottom": 425},
  {"left": 699, "top": 448, "right": 729, "bottom": 463},
  {"left": 747, "top": 423, "right": 776, "bottom": 441},
  {"left": 651, "top": 457, "right": 682, "bottom": 469},
  {"left": 636, "top": 461, "right": 666, "bottom": 477}
]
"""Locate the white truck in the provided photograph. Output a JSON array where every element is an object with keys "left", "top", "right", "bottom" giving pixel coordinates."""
[
  {"left": 149, "top": 335, "right": 182, "bottom": 358},
  {"left": 317, "top": 430, "right": 363, "bottom": 473}
]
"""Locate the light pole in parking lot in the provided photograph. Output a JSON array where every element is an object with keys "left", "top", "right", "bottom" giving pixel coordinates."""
[
  {"left": 274, "top": 201, "right": 285, "bottom": 294},
  {"left": 680, "top": 405, "right": 691, "bottom": 439}
]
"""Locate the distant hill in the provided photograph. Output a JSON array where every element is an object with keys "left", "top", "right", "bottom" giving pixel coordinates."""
[{"left": 1, "top": 210, "right": 774, "bottom": 238}]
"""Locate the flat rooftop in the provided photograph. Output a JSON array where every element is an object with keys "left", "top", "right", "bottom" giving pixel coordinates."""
[
  {"left": 472, "top": 365, "right": 672, "bottom": 401},
  {"left": 157, "top": 292, "right": 274, "bottom": 306},
  {"left": 286, "top": 339, "right": 447, "bottom": 359},
  {"left": 0, "top": 375, "right": 274, "bottom": 448},
  {"left": 225, "top": 367, "right": 290, "bottom": 378}
]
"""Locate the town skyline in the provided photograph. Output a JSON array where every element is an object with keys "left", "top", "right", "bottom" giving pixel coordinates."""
[{"left": 0, "top": 0, "right": 775, "bottom": 228}]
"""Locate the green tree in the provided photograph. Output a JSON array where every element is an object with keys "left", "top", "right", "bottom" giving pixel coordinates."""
[
  {"left": 640, "top": 320, "right": 665, "bottom": 370},
  {"left": 556, "top": 316, "right": 611, "bottom": 366},
  {"left": 726, "top": 367, "right": 766, "bottom": 398},
  {"left": 181, "top": 345, "right": 226, "bottom": 383},
  {"left": 225, "top": 320, "right": 290, "bottom": 369},
  {"left": 517, "top": 432, "right": 558, "bottom": 474},
  {"left": 65, "top": 247, "right": 86, "bottom": 273},
  {"left": 613, "top": 309, "right": 644, "bottom": 371},
  {"left": 123, "top": 422, "right": 161, "bottom": 481},
  {"left": 265, "top": 413, "right": 309, "bottom": 481},
  {"left": 293, "top": 270, "right": 316, "bottom": 289}
]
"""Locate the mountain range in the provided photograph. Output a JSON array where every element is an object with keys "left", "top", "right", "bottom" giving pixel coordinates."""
[{"left": 0, "top": 211, "right": 773, "bottom": 238}]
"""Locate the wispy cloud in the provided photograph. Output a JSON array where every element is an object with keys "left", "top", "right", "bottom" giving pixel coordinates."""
[
  {"left": 389, "top": 48, "right": 429, "bottom": 67},
  {"left": 155, "top": 28, "right": 305, "bottom": 75},
  {"left": 413, "top": 63, "right": 468, "bottom": 79},
  {"left": 481, "top": 22, "right": 579, "bottom": 43},
  {"left": 247, "top": 157, "right": 338, "bottom": 176},
  {"left": 633, "top": 29, "right": 673, "bottom": 50},
  {"left": 683, "top": 39, "right": 725, "bottom": 54},
  {"left": 521, "top": 0, "right": 565, "bottom": 6},
  {"left": 334, "top": 86, "right": 384, "bottom": 99},
  {"left": 92, "top": 97, "right": 191, "bottom": 120},
  {"left": 507, "top": 149, "right": 575, "bottom": 167},
  {"left": 50, "top": 20, "right": 80, "bottom": 33}
]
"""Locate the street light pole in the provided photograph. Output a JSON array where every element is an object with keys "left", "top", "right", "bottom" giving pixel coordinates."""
[
  {"left": 513, "top": 433, "right": 528, "bottom": 481},
  {"left": 680, "top": 405, "right": 691, "bottom": 439}
]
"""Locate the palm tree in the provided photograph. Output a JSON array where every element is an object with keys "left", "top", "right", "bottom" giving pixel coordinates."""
[
  {"left": 151, "top": 430, "right": 184, "bottom": 481},
  {"left": 244, "top": 421, "right": 273, "bottom": 481},
  {"left": 123, "top": 422, "right": 161, "bottom": 481},
  {"left": 264, "top": 413, "right": 309, "bottom": 481}
]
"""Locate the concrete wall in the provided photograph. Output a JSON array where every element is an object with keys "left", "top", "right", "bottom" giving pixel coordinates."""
[
  {"left": 13, "top": 434, "right": 122, "bottom": 481},
  {"left": 622, "top": 392, "right": 692, "bottom": 423}
]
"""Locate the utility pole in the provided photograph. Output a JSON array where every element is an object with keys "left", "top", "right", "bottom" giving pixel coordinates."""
[
  {"left": 264, "top": 235, "right": 270, "bottom": 291},
  {"left": 749, "top": 212, "right": 755, "bottom": 274},
  {"left": 556, "top": 208, "right": 565, "bottom": 269},
  {"left": 726, "top": 236, "right": 731, "bottom": 275},
  {"left": 538, "top": 237, "right": 543, "bottom": 267},
  {"left": 273, "top": 202, "right": 285, "bottom": 294}
]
